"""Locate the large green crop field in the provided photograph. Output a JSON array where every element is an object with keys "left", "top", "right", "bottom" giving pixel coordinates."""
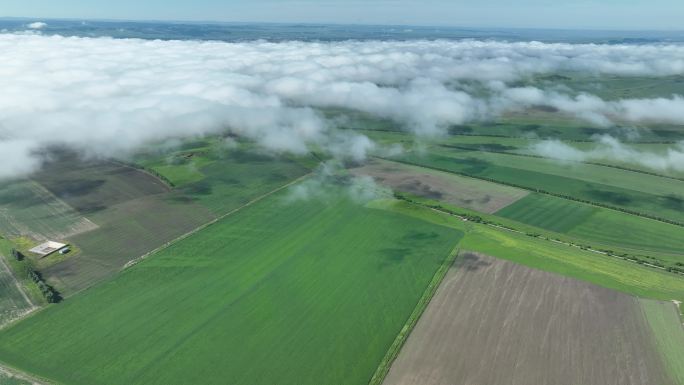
[{"left": 0, "top": 191, "right": 461, "bottom": 385}]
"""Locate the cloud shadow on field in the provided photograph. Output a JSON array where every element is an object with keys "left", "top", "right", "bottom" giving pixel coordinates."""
[
  {"left": 458, "top": 252, "right": 492, "bottom": 272},
  {"left": 583, "top": 188, "right": 633, "bottom": 206},
  {"left": 459, "top": 157, "right": 491, "bottom": 174},
  {"left": 660, "top": 194, "right": 684, "bottom": 211}
]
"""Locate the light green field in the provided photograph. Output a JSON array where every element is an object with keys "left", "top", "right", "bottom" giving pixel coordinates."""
[
  {"left": 639, "top": 299, "right": 684, "bottom": 384},
  {"left": 0, "top": 192, "right": 461, "bottom": 385},
  {"left": 496, "top": 194, "right": 684, "bottom": 265}
]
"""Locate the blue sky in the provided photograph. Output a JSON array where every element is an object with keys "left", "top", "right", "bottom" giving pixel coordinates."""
[{"left": 3, "top": 0, "right": 683, "bottom": 30}]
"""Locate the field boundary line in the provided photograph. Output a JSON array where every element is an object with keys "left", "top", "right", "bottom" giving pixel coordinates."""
[
  {"left": 122, "top": 173, "right": 312, "bottom": 270},
  {"left": 368, "top": 245, "right": 461, "bottom": 385}
]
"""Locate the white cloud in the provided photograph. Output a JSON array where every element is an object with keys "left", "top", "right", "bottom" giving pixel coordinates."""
[
  {"left": 1, "top": 34, "right": 684, "bottom": 179},
  {"left": 497, "top": 87, "right": 684, "bottom": 127},
  {"left": 531, "top": 136, "right": 684, "bottom": 173},
  {"left": 26, "top": 22, "right": 47, "bottom": 30}
]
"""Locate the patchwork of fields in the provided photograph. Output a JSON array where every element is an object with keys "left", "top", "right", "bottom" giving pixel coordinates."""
[
  {"left": 0, "top": 192, "right": 462, "bottom": 385},
  {"left": 383, "top": 253, "right": 676, "bottom": 385},
  {"left": 382, "top": 200, "right": 684, "bottom": 303},
  {"left": 0, "top": 146, "right": 314, "bottom": 296}
]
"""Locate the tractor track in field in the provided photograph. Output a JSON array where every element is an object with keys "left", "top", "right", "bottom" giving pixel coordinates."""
[{"left": 122, "top": 173, "right": 313, "bottom": 270}]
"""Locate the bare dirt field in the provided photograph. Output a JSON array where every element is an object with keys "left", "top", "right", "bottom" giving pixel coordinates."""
[
  {"left": 383, "top": 253, "right": 673, "bottom": 385},
  {"left": 350, "top": 159, "right": 528, "bottom": 213}
]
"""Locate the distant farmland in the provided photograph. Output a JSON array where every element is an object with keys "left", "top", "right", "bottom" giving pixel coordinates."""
[
  {"left": 383, "top": 253, "right": 676, "bottom": 385},
  {"left": 0, "top": 191, "right": 461, "bottom": 385}
]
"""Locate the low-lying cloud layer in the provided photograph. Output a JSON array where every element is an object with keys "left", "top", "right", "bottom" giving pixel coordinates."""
[
  {"left": 532, "top": 137, "right": 684, "bottom": 172},
  {"left": 2, "top": 33, "right": 684, "bottom": 179}
]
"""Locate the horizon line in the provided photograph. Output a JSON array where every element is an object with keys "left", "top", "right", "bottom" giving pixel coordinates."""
[{"left": 2, "top": 16, "right": 684, "bottom": 34}]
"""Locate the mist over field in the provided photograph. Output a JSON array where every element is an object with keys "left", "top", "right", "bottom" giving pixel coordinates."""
[{"left": 1, "top": 32, "right": 684, "bottom": 179}]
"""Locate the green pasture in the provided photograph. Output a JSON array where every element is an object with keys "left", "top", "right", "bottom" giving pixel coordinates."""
[
  {"left": 639, "top": 299, "right": 684, "bottom": 384},
  {"left": 0, "top": 192, "right": 461, "bottom": 385}
]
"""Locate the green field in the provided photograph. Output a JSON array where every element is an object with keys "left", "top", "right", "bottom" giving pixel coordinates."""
[
  {"left": 496, "top": 194, "right": 684, "bottom": 264},
  {"left": 0, "top": 191, "right": 461, "bottom": 385},
  {"left": 639, "top": 299, "right": 684, "bottom": 384},
  {"left": 495, "top": 194, "right": 598, "bottom": 233},
  {"left": 379, "top": 200, "right": 684, "bottom": 303},
  {"left": 136, "top": 139, "right": 316, "bottom": 215}
]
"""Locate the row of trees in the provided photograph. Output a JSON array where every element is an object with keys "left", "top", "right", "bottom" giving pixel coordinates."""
[
  {"left": 9, "top": 248, "right": 61, "bottom": 303},
  {"left": 26, "top": 269, "right": 61, "bottom": 303},
  {"left": 117, "top": 161, "right": 176, "bottom": 188},
  {"left": 10, "top": 248, "right": 24, "bottom": 261}
]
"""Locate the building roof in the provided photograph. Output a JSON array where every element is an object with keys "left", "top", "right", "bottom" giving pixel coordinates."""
[{"left": 29, "top": 241, "right": 67, "bottom": 257}]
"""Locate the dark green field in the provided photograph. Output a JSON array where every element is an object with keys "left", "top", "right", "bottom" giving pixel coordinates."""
[
  {"left": 0, "top": 191, "right": 461, "bottom": 385},
  {"left": 496, "top": 194, "right": 684, "bottom": 264},
  {"left": 495, "top": 194, "right": 598, "bottom": 233}
]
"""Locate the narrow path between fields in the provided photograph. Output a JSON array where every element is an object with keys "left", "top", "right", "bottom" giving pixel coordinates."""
[{"left": 122, "top": 173, "right": 313, "bottom": 270}]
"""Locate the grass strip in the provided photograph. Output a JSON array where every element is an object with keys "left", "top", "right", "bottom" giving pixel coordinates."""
[{"left": 368, "top": 245, "right": 461, "bottom": 385}]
